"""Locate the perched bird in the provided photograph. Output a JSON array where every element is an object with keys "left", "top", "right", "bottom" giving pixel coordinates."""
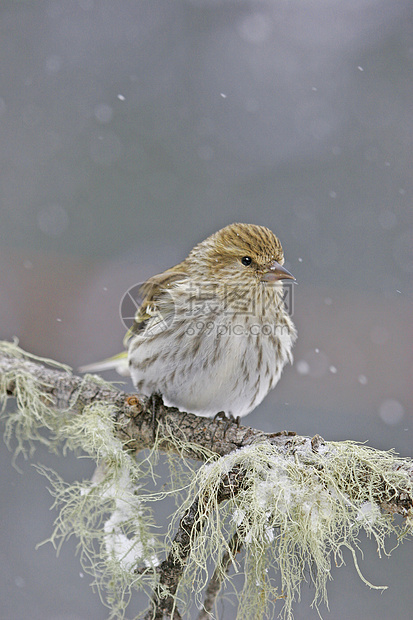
[{"left": 81, "top": 223, "right": 297, "bottom": 419}]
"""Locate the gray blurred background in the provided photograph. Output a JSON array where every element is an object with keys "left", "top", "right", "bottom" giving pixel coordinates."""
[{"left": 0, "top": 1, "right": 412, "bottom": 619}]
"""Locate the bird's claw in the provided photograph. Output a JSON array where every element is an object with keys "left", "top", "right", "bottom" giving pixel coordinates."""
[
  {"left": 149, "top": 392, "right": 164, "bottom": 440},
  {"left": 269, "top": 430, "right": 296, "bottom": 438},
  {"left": 211, "top": 410, "right": 240, "bottom": 445},
  {"left": 213, "top": 411, "right": 240, "bottom": 427}
]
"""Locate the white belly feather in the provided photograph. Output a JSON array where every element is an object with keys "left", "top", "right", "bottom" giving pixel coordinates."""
[{"left": 128, "top": 307, "right": 295, "bottom": 418}]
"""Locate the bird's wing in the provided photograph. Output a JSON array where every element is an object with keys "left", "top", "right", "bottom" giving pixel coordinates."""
[
  {"left": 124, "top": 261, "right": 189, "bottom": 343},
  {"left": 79, "top": 262, "right": 189, "bottom": 376}
]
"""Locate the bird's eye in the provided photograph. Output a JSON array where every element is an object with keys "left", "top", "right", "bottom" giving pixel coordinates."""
[{"left": 241, "top": 256, "right": 252, "bottom": 266}]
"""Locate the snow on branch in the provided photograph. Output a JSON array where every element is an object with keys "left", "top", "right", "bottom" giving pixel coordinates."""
[{"left": 0, "top": 341, "right": 412, "bottom": 619}]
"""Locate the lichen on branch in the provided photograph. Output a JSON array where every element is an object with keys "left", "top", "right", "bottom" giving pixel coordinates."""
[{"left": 0, "top": 340, "right": 412, "bottom": 619}]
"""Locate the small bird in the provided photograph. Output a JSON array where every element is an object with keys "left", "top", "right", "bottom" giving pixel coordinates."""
[{"left": 81, "top": 223, "right": 297, "bottom": 419}]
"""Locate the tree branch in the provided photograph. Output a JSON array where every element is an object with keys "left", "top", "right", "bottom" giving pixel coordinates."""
[
  {"left": 0, "top": 345, "right": 297, "bottom": 459},
  {"left": 144, "top": 466, "right": 246, "bottom": 620},
  {"left": 1, "top": 343, "right": 412, "bottom": 619},
  {"left": 0, "top": 346, "right": 411, "bottom": 517},
  {"left": 197, "top": 529, "right": 242, "bottom": 620}
]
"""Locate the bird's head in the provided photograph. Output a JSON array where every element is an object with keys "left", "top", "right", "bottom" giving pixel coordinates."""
[{"left": 187, "top": 222, "right": 295, "bottom": 289}]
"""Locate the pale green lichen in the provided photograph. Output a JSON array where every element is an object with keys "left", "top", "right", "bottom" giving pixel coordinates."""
[
  {"left": 171, "top": 441, "right": 412, "bottom": 619},
  {"left": 0, "top": 340, "right": 72, "bottom": 459},
  {"left": 0, "top": 340, "right": 412, "bottom": 619},
  {"left": 35, "top": 460, "right": 159, "bottom": 619},
  {"left": 0, "top": 341, "right": 159, "bottom": 617}
]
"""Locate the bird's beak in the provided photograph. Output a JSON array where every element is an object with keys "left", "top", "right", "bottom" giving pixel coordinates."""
[{"left": 261, "top": 261, "right": 295, "bottom": 282}]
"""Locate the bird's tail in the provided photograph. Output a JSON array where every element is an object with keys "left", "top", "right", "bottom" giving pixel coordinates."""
[{"left": 79, "top": 351, "right": 130, "bottom": 377}]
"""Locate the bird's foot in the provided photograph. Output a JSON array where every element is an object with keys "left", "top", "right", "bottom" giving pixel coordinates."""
[
  {"left": 213, "top": 410, "right": 240, "bottom": 427},
  {"left": 211, "top": 411, "right": 240, "bottom": 445},
  {"left": 269, "top": 430, "right": 296, "bottom": 438},
  {"left": 149, "top": 392, "right": 165, "bottom": 440}
]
